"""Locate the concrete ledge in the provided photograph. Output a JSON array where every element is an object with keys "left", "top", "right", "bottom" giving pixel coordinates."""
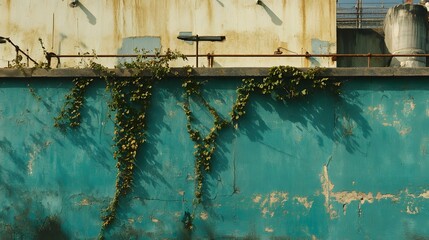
[{"left": 0, "top": 67, "right": 429, "bottom": 78}]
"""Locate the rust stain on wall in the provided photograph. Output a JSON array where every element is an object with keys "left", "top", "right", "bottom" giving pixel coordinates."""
[
  {"left": 111, "top": 0, "right": 122, "bottom": 43},
  {"left": 1, "top": 0, "right": 336, "bottom": 67},
  {"left": 300, "top": 1, "right": 309, "bottom": 68}
]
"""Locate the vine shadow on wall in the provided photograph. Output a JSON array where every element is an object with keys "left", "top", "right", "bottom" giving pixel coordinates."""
[
  {"left": 131, "top": 83, "right": 175, "bottom": 201},
  {"left": 56, "top": 82, "right": 114, "bottom": 172},
  {"left": 197, "top": 81, "right": 240, "bottom": 216},
  {"left": 244, "top": 85, "right": 372, "bottom": 155}
]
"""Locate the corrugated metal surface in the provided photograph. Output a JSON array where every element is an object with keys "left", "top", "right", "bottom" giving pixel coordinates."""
[{"left": 0, "top": 0, "right": 336, "bottom": 68}]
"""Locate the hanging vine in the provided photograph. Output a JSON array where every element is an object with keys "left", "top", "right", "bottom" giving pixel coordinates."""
[
  {"left": 53, "top": 49, "right": 186, "bottom": 238},
  {"left": 232, "top": 66, "right": 341, "bottom": 122},
  {"left": 55, "top": 56, "right": 341, "bottom": 237},
  {"left": 182, "top": 65, "right": 341, "bottom": 204},
  {"left": 182, "top": 74, "right": 229, "bottom": 203},
  {"left": 54, "top": 77, "right": 94, "bottom": 129}
]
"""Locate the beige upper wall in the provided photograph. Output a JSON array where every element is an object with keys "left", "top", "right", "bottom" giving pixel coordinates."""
[{"left": 0, "top": 0, "right": 336, "bottom": 68}]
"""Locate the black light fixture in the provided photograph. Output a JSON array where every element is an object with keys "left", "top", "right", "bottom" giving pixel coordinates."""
[
  {"left": 69, "top": 0, "right": 79, "bottom": 7},
  {"left": 177, "top": 34, "right": 226, "bottom": 67},
  {"left": 0, "top": 36, "right": 38, "bottom": 66},
  {"left": 177, "top": 36, "right": 225, "bottom": 42},
  {"left": 274, "top": 47, "right": 299, "bottom": 55}
]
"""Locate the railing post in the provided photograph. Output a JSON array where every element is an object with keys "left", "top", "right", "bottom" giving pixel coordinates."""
[
  {"left": 195, "top": 35, "right": 199, "bottom": 68},
  {"left": 207, "top": 53, "right": 214, "bottom": 68},
  {"left": 367, "top": 53, "right": 370, "bottom": 67}
]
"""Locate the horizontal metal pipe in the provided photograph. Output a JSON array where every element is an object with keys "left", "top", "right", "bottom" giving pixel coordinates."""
[{"left": 54, "top": 53, "right": 429, "bottom": 58}]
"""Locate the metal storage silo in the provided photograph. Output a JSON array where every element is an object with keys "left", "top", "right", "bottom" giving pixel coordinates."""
[{"left": 384, "top": 4, "right": 428, "bottom": 67}]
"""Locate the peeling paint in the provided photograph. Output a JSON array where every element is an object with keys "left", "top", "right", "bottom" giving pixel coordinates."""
[
  {"left": 269, "top": 192, "right": 279, "bottom": 206},
  {"left": 151, "top": 217, "right": 159, "bottom": 223},
  {"left": 332, "top": 191, "right": 374, "bottom": 205},
  {"left": 399, "top": 127, "right": 411, "bottom": 135},
  {"left": 264, "top": 227, "right": 274, "bottom": 233},
  {"left": 319, "top": 169, "right": 429, "bottom": 217},
  {"left": 79, "top": 199, "right": 90, "bottom": 206},
  {"left": 27, "top": 140, "right": 51, "bottom": 175},
  {"left": 380, "top": 119, "right": 411, "bottom": 136},
  {"left": 261, "top": 207, "right": 269, "bottom": 217},
  {"left": 200, "top": 212, "right": 208, "bottom": 220},
  {"left": 368, "top": 104, "right": 385, "bottom": 115},
  {"left": 252, "top": 194, "right": 262, "bottom": 203},
  {"left": 256, "top": 192, "right": 288, "bottom": 218},
  {"left": 320, "top": 165, "right": 337, "bottom": 219},
  {"left": 406, "top": 206, "right": 419, "bottom": 215},
  {"left": 419, "top": 190, "right": 429, "bottom": 198},
  {"left": 294, "top": 196, "right": 313, "bottom": 209},
  {"left": 319, "top": 166, "right": 409, "bottom": 217},
  {"left": 402, "top": 98, "right": 416, "bottom": 116},
  {"left": 375, "top": 192, "right": 399, "bottom": 201}
]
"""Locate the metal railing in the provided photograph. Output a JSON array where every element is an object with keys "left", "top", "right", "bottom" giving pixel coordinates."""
[
  {"left": 44, "top": 53, "right": 429, "bottom": 68},
  {"left": 337, "top": 1, "right": 398, "bottom": 28}
]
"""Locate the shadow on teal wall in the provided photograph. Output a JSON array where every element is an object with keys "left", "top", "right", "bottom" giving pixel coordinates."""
[{"left": 1, "top": 77, "right": 429, "bottom": 239}]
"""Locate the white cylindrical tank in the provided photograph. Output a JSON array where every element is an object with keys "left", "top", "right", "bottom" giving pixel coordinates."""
[{"left": 384, "top": 4, "right": 428, "bottom": 67}]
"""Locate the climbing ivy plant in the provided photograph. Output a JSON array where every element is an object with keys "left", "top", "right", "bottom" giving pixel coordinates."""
[
  {"left": 54, "top": 77, "right": 94, "bottom": 129},
  {"left": 53, "top": 49, "right": 186, "bottom": 238},
  {"left": 182, "top": 75, "right": 230, "bottom": 203},
  {"left": 54, "top": 51, "right": 341, "bottom": 237},
  {"left": 98, "top": 49, "right": 185, "bottom": 235},
  {"left": 182, "top": 65, "right": 341, "bottom": 204}
]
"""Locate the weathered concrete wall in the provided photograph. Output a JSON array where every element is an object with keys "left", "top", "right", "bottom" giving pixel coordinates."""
[
  {"left": 0, "top": 0, "right": 336, "bottom": 68},
  {"left": 1, "top": 68, "right": 429, "bottom": 239},
  {"left": 337, "top": 28, "right": 390, "bottom": 67}
]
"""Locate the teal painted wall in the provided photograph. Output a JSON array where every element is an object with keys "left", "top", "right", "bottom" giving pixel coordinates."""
[{"left": 1, "top": 76, "right": 429, "bottom": 239}]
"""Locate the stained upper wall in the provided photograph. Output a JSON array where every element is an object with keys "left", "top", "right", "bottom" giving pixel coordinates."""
[{"left": 0, "top": 0, "right": 336, "bottom": 68}]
